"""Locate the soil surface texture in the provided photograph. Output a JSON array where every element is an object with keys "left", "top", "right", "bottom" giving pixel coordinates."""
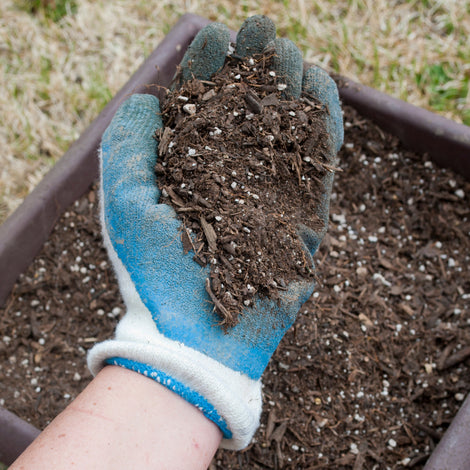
[
  {"left": 157, "top": 53, "right": 330, "bottom": 326},
  {"left": 1, "top": 104, "right": 469, "bottom": 469}
]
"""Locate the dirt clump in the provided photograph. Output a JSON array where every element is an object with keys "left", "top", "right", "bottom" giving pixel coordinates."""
[{"left": 156, "top": 52, "right": 332, "bottom": 326}]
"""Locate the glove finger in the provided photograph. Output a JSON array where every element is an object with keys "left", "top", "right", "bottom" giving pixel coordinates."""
[
  {"left": 297, "top": 222, "right": 324, "bottom": 259},
  {"left": 302, "top": 66, "right": 344, "bottom": 157},
  {"left": 234, "top": 15, "right": 276, "bottom": 57},
  {"left": 296, "top": 158, "right": 335, "bottom": 257},
  {"left": 177, "top": 22, "right": 230, "bottom": 85},
  {"left": 101, "top": 94, "right": 162, "bottom": 206},
  {"left": 101, "top": 93, "right": 174, "bottom": 252},
  {"left": 267, "top": 38, "right": 303, "bottom": 99},
  {"left": 299, "top": 67, "right": 342, "bottom": 254}
]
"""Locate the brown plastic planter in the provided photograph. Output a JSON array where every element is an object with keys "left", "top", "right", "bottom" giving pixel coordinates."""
[
  {"left": 0, "top": 407, "right": 41, "bottom": 466},
  {"left": 0, "top": 13, "right": 469, "bottom": 467}
]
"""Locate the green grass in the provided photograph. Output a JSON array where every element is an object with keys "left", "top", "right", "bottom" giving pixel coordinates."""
[
  {"left": 85, "top": 70, "right": 113, "bottom": 113},
  {"left": 15, "top": 0, "right": 77, "bottom": 22},
  {"left": 416, "top": 63, "right": 470, "bottom": 126}
]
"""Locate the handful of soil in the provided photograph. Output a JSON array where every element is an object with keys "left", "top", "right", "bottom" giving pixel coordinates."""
[{"left": 155, "top": 51, "right": 333, "bottom": 327}]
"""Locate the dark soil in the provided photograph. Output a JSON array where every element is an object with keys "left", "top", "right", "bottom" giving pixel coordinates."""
[
  {"left": 157, "top": 53, "right": 330, "bottom": 326},
  {"left": 1, "top": 104, "right": 469, "bottom": 469}
]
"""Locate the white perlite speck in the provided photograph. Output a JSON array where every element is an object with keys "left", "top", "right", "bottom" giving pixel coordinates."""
[{"left": 182, "top": 103, "right": 196, "bottom": 115}]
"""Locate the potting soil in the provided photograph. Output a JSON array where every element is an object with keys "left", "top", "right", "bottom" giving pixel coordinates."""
[{"left": 157, "top": 52, "right": 331, "bottom": 326}]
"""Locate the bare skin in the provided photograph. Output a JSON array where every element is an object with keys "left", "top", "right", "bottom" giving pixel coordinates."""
[{"left": 10, "top": 366, "right": 222, "bottom": 470}]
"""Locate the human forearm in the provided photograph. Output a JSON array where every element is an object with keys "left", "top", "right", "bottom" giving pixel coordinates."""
[{"left": 10, "top": 366, "right": 221, "bottom": 470}]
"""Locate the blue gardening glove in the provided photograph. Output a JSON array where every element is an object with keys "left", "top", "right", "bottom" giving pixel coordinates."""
[{"left": 88, "top": 16, "right": 343, "bottom": 450}]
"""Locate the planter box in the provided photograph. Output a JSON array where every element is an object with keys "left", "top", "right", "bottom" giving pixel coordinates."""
[
  {"left": 0, "top": 407, "right": 40, "bottom": 466},
  {"left": 0, "top": 13, "right": 469, "bottom": 468}
]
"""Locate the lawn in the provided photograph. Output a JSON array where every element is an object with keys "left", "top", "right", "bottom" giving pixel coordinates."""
[{"left": 0, "top": 0, "right": 469, "bottom": 223}]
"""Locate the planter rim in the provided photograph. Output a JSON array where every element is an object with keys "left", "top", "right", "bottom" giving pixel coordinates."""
[
  {"left": 0, "top": 13, "right": 469, "bottom": 467},
  {"left": 0, "top": 406, "right": 41, "bottom": 466},
  {"left": 337, "top": 74, "right": 470, "bottom": 180},
  {"left": 423, "top": 394, "right": 470, "bottom": 469}
]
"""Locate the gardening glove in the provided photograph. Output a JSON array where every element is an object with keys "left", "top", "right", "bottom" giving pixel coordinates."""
[{"left": 88, "top": 15, "right": 343, "bottom": 450}]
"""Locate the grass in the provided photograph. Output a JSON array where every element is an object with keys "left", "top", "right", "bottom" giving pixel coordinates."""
[
  {"left": 416, "top": 63, "right": 470, "bottom": 126},
  {"left": 0, "top": 0, "right": 469, "bottom": 223},
  {"left": 16, "top": 0, "right": 78, "bottom": 22}
]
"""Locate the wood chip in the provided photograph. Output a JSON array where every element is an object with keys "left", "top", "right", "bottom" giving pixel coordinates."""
[
  {"left": 202, "top": 89, "right": 217, "bottom": 101},
  {"left": 205, "top": 278, "right": 232, "bottom": 325},
  {"left": 200, "top": 216, "right": 217, "bottom": 252},
  {"left": 260, "top": 93, "right": 279, "bottom": 107},
  {"left": 270, "top": 421, "right": 287, "bottom": 443},
  {"left": 439, "top": 346, "right": 470, "bottom": 371},
  {"left": 157, "top": 127, "right": 173, "bottom": 157},
  {"left": 244, "top": 89, "right": 263, "bottom": 114}
]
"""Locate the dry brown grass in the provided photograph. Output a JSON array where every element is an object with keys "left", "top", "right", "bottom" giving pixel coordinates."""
[{"left": 1, "top": 0, "right": 469, "bottom": 223}]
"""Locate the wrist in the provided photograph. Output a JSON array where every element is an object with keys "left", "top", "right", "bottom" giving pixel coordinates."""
[{"left": 88, "top": 329, "right": 262, "bottom": 450}]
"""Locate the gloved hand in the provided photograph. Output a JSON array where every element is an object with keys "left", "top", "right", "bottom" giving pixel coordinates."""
[{"left": 88, "top": 15, "right": 343, "bottom": 450}]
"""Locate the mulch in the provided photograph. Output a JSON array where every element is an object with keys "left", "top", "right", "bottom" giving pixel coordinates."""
[
  {"left": 158, "top": 53, "right": 330, "bottom": 326},
  {"left": 0, "top": 101, "right": 469, "bottom": 469}
]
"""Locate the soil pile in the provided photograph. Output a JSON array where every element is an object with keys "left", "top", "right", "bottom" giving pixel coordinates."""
[{"left": 156, "top": 53, "right": 332, "bottom": 326}]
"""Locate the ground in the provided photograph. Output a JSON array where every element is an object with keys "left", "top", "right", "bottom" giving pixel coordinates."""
[{"left": 0, "top": 105, "right": 469, "bottom": 469}]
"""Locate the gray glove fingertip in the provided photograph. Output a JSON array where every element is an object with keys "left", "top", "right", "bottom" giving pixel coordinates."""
[
  {"left": 297, "top": 222, "right": 325, "bottom": 259},
  {"left": 235, "top": 15, "right": 276, "bottom": 57},
  {"left": 303, "top": 66, "right": 344, "bottom": 155},
  {"left": 178, "top": 22, "right": 230, "bottom": 85},
  {"left": 268, "top": 38, "right": 303, "bottom": 99}
]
